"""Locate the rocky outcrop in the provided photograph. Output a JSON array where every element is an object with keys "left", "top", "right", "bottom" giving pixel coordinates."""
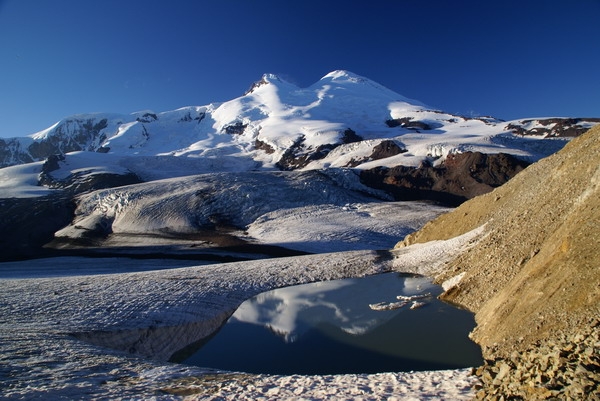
[
  {"left": 506, "top": 117, "right": 600, "bottom": 137},
  {"left": 276, "top": 129, "right": 362, "bottom": 170},
  {"left": 38, "top": 154, "right": 142, "bottom": 195},
  {"left": 0, "top": 194, "right": 75, "bottom": 260},
  {"left": 396, "top": 125, "right": 600, "bottom": 399},
  {"left": 0, "top": 137, "right": 35, "bottom": 165},
  {"left": 255, "top": 139, "right": 275, "bottom": 154},
  {"left": 0, "top": 117, "right": 110, "bottom": 167},
  {"left": 347, "top": 140, "right": 408, "bottom": 167},
  {"left": 135, "top": 113, "right": 158, "bottom": 123},
  {"left": 475, "top": 320, "right": 599, "bottom": 400},
  {"left": 368, "top": 140, "right": 407, "bottom": 160},
  {"left": 222, "top": 122, "right": 247, "bottom": 135},
  {"left": 360, "top": 152, "right": 529, "bottom": 206},
  {"left": 29, "top": 118, "right": 109, "bottom": 158},
  {"left": 385, "top": 117, "right": 435, "bottom": 130}
]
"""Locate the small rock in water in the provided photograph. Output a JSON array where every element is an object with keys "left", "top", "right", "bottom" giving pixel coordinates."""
[{"left": 410, "top": 301, "right": 427, "bottom": 309}]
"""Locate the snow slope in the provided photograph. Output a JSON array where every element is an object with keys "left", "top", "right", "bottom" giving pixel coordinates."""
[{"left": 0, "top": 160, "right": 52, "bottom": 197}]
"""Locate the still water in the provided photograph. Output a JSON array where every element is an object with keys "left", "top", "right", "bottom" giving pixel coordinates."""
[{"left": 178, "top": 272, "right": 482, "bottom": 375}]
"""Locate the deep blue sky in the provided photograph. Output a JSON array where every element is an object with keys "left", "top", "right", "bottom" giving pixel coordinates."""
[{"left": 1, "top": 0, "right": 599, "bottom": 138}]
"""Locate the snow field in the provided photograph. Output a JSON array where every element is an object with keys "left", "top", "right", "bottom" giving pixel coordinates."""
[{"left": 0, "top": 226, "right": 483, "bottom": 399}]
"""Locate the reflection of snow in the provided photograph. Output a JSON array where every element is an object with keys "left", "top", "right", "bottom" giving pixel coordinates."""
[
  {"left": 230, "top": 274, "right": 437, "bottom": 342},
  {"left": 233, "top": 280, "right": 354, "bottom": 342}
]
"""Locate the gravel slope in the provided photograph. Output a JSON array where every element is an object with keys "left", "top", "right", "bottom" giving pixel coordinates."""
[{"left": 396, "top": 125, "right": 600, "bottom": 399}]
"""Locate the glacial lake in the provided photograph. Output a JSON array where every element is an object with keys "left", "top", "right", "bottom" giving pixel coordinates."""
[{"left": 177, "top": 272, "right": 483, "bottom": 375}]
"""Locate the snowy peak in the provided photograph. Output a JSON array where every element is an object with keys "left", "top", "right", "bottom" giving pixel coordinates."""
[
  {"left": 261, "top": 73, "right": 293, "bottom": 85},
  {"left": 313, "top": 70, "right": 424, "bottom": 105},
  {"left": 320, "top": 70, "right": 371, "bottom": 84},
  {"left": 318, "top": 70, "right": 386, "bottom": 88},
  {"left": 245, "top": 73, "right": 298, "bottom": 95},
  {"left": 245, "top": 70, "right": 420, "bottom": 106}
]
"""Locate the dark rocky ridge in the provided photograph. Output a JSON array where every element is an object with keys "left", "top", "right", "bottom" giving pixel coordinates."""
[
  {"left": 276, "top": 129, "right": 363, "bottom": 170},
  {"left": 368, "top": 139, "right": 407, "bottom": 160},
  {"left": 385, "top": 117, "right": 436, "bottom": 130},
  {"left": 0, "top": 194, "right": 75, "bottom": 260},
  {"left": 346, "top": 140, "right": 407, "bottom": 167},
  {"left": 360, "top": 151, "right": 529, "bottom": 206},
  {"left": 506, "top": 117, "right": 600, "bottom": 137}
]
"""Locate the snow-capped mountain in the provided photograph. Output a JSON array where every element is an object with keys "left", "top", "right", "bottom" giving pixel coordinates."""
[{"left": 1, "top": 70, "right": 597, "bottom": 171}]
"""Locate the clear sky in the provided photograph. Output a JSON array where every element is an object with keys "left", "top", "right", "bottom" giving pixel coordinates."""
[{"left": 0, "top": 0, "right": 599, "bottom": 138}]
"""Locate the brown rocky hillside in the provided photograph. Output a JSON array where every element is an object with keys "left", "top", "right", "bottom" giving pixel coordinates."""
[{"left": 396, "top": 125, "right": 600, "bottom": 399}]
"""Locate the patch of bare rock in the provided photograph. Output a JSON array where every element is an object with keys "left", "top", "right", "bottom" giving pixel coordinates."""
[
  {"left": 396, "top": 125, "right": 600, "bottom": 399},
  {"left": 475, "top": 319, "right": 599, "bottom": 400},
  {"left": 360, "top": 151, "right": 529, "bottom": 206}
]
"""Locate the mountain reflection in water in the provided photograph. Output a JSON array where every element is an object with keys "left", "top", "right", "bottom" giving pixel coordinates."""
[{"left": 181, "top": 272, "right": 483, "bottom": 375}]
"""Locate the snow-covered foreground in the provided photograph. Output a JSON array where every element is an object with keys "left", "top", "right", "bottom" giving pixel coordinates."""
[{"left": 0, "top": 228, "right": 483, "bottom": 400}]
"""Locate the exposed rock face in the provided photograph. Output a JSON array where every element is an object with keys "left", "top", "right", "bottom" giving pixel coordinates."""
[
  {"left": 368, "top": 140, "right": 407, "bottom": 160},
  {"left": 276, "top": 129, "right": 362, "bottom": 170},
  {"left": 29, "top": 118, "right": 109, "bottom": 159},
  {"left": 474, "top": 320, "right": 599, "bottom": 400},
  {"left": 396, "top": 125, "right": 600, "bottom": 399},
  {"left": 244, "top": 76, "right": 270, "bottom": 95},
  {"left": 360, "top": 152, "right": 529, "bottom": 206},
  {"left": 38, "top": 155, "right": 142, "bottom": 194},
  {"left": 0, "top": 194, "right": 75, "bottom": 260},
  {"left": 346, "top": 140, "right": 408, "bottom": 168},
  {"left": 385, "top": 117, "right": 435, "bottom": 130},
  {"left": 506, "top": 117, "right": 600, "bottom": 137},
  {"left": 222, "top": 122, "right": 247, "bottom": 135},
  {"left": 0, "top": 137, "right": 35, "bottom": 165},
  {"left": 135, "top": 113, "right": 157, "bottom": 123},
  {"left": 0, "top": 117, "right": 110, "bottom": 167},
  {"left": 254, "top": 139, "right": 275, "bottom": 154}
]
